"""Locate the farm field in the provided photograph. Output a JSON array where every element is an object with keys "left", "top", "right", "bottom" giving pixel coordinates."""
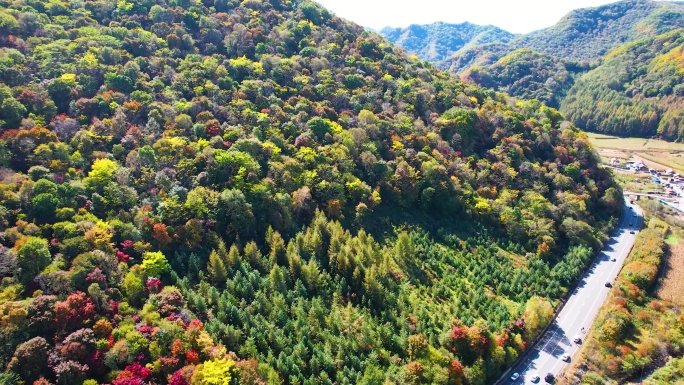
[
  {"left": 587, "top": 133, "right": 684, "bottom": 174},
  {"left": 655, "top": 234, "right": 684, "bottom": 306},
  {"left": 587, "top": 133, "right": 684, "bottom": 152}
]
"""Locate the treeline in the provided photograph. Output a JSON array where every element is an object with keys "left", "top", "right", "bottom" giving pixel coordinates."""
[{"left": 0, "top": 0, "right": 623, "bottom": 383}]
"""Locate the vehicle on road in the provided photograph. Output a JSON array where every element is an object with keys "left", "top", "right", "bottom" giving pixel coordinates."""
[
  {"left": 544, "top": 373, "right": 554, "bottom": 383},
  {"left": 530, "top": 374, "right": 540, "bottom": 383},
  {"left": 630, "top": 223, "right": 634, "bottom": 226},
  {"left": 573, "top": 336, "right": 582, "bottom": 344},
  {"left": 605, "top": 282, "right": 613, "bottom": 288},
  {"left": 611, "top": 258, "right": 616, "bottom": 262},
  {"left": 561, "top": 353, "right": 571, "bottom": 362},
  {"left": 630, "top": 231, "right": 635, "bottom": 234},
  {"left": 510, "top": 372, "right": 520, "bottom": 381}
]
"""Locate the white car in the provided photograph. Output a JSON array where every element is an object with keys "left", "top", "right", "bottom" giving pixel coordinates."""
[
  {"left": 561, "top": 353, "right": 571, "bottom": 362},
  {"left": 530, "top": 374, "right": 540, "bottom": 383},
  {"left": 510, "top": 372, "right": 520, "bottom": 381}
]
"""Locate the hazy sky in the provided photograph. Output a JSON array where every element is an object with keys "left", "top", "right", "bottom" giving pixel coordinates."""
[{"left": 314, "top": 0, "right": 622, "bottom": 33}]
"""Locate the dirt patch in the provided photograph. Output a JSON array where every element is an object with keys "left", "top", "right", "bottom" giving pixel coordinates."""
[{"left": 654, "top": 241, "right": 684, "bottom": 305}]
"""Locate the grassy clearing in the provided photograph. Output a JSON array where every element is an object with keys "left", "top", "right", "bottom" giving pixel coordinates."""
[{"left": 586, "top": 132, "right": 684, "bottom": 174}]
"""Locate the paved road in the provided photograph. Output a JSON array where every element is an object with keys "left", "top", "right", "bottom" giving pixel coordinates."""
[{"left": 504, "top": 201, "right": 643, "bottom": 384}]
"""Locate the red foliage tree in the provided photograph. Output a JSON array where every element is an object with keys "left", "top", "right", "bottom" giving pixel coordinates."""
[
  {"left": 151, "top": 223, "right": 173, "bottom": 248},
  {"left": 54, "top": 291, "right": 96, "bottom": 332}
]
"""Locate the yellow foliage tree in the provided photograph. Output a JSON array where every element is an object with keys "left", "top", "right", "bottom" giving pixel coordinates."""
[
  {"left": 523, "top": 296, "right": 554, "bottom": 341},
  {"left": 190, "top": 357, "right": 235, "bottom": 385}
]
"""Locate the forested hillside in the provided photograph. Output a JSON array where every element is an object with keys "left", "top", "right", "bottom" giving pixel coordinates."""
[
  {"left": 384, "top": 0, "right": 684, "bottom": 141},
  {"left": 0, "top": 0, "right": 622, "bottom": 384},
  {"left": 510, "top": 0, "right": 684, "bottom": 62},
  {"left": 461, "top": 49, "right": 587, "bottom": 109},
  {"left": 380, "top": 22, "right": 515, "bottom": 64},
  {"left": 384, "top": 0, "right": 684, "bottom": 72},
  {"left": 560, "top": 29, "right": 684, "bottom": 140}
]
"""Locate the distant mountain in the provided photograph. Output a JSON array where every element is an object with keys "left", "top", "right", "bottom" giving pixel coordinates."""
[
  {"left": 382, "top": 0, "right": 684, "bottom": 141},
  {"left": 510, "top": 0, "right": 684, "bottom": 62},
  {"left": 385, "top": 0, "right": 684, "bottom": 71},
  {"left": 380, "top": 22, "right": 516, "bottom": 63},
  {"left": 560, "top": 29, "right": 684, "bottom": 140}
]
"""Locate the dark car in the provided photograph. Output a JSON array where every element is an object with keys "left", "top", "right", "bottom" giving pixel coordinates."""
[
  {"left": 545, "top": 373, "right": 555, "bottom": 383},
  {"left": 605, "top": 282, "right": 613, "bottom": 288}
]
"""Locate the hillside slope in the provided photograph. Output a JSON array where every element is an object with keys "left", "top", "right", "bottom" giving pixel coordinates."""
[
  {"left": 383, "top": 0, "right": 684, "bottom": 140},
  {"left": 560, "top": 29, "right": 684, "bottom": 140},
  {"left": 461, "top": 49, "right": 586, "bottom": 109},
  {"left": 511, "top": 0, "right": 684, "bottom": 62},
  {"left": 0, "top": 0, "right": 621, "bottom": 384},
  {"left": 385, "top": 0, "right": 684, "bottom": 72},
  {"left": 438, "top": 0, "right": 684, "bottom": 72}
]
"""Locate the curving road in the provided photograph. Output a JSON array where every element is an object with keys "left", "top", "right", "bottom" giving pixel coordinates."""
[{"left": 502, "top": 201, "right": 643, "bottom": 384}]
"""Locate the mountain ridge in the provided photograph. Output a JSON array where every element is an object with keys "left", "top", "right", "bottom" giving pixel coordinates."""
[
  {"left": 381, "top": 0, "right": 684, "bottom": 140},
  {"left": 380, "top": 21, "right": 516, "bottom": 63},
  {"left": 382, "top": 0, "right": 684, "bottom": 69}
]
